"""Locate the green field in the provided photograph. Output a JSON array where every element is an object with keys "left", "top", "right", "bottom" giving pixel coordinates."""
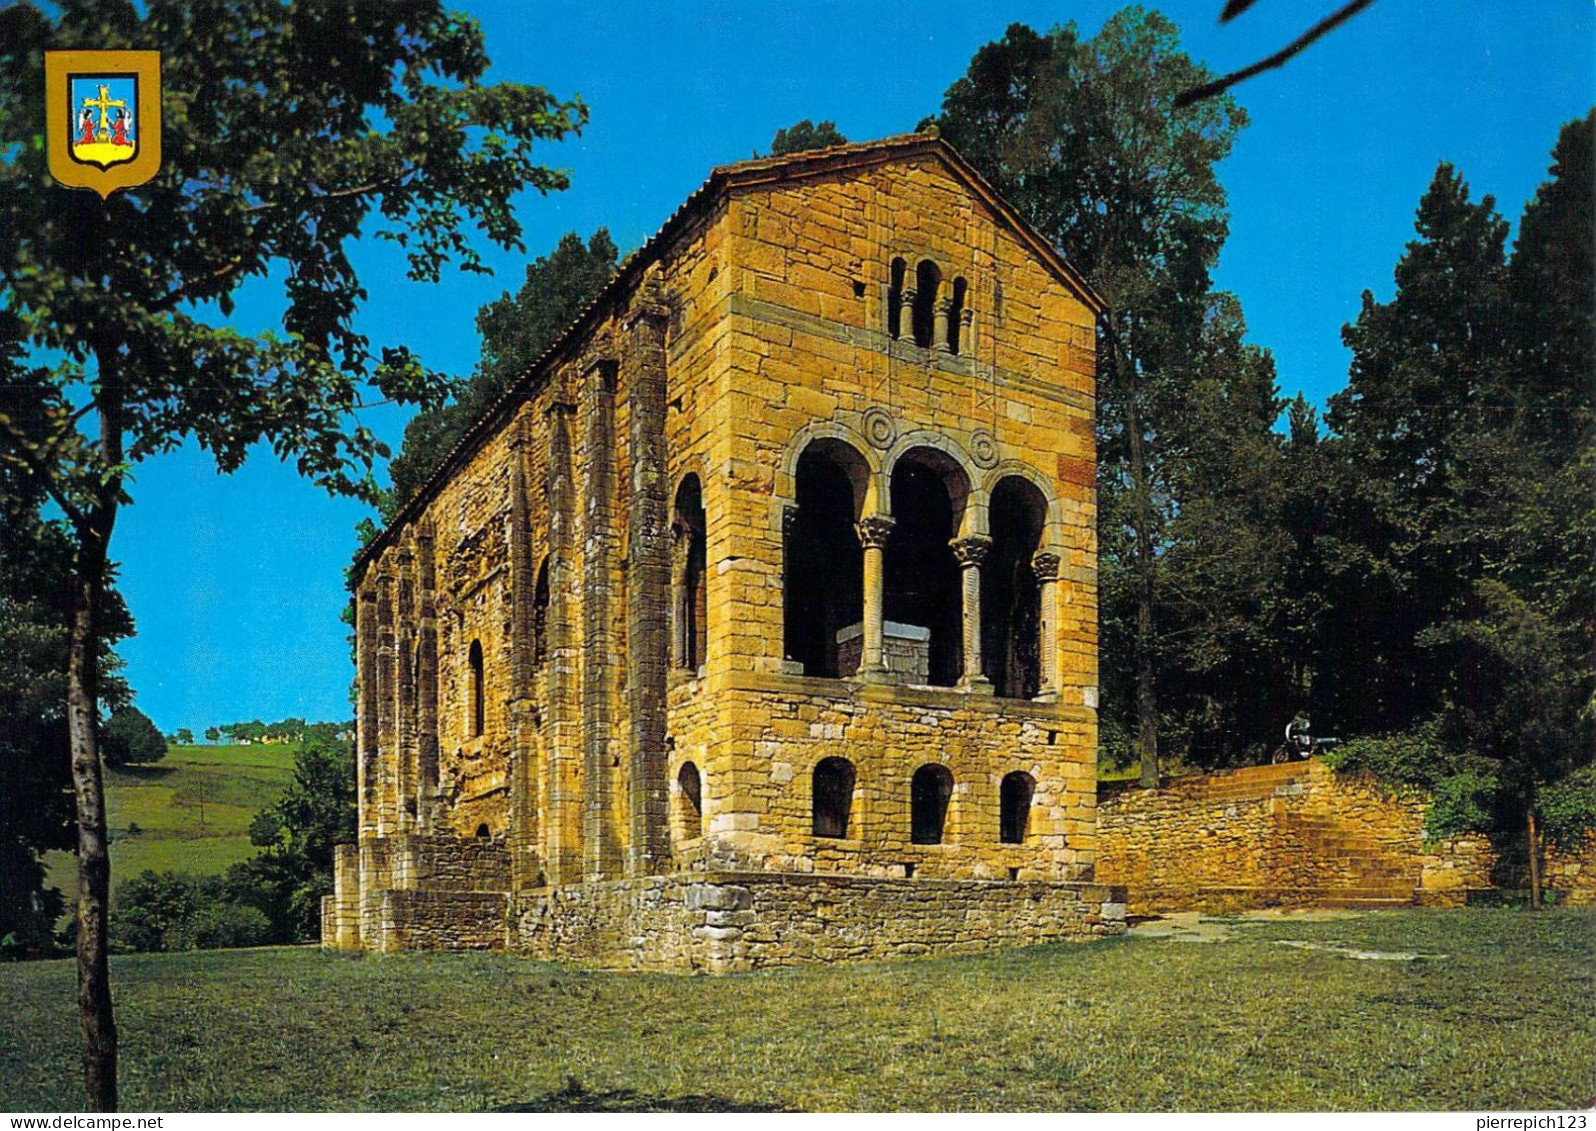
[
  {"left": 44, "top": 743, "right": 296, "bottom": 902},
  {"left": 3, "top": 908, "right": 1591, "bottom": 1111}
]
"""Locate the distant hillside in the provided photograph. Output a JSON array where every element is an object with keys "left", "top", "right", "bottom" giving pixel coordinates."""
[{"left": 45, "top": 743, "right": 296, "bottom": 906}]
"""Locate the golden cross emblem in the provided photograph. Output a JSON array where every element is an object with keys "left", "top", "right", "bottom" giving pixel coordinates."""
[{"left": 81, "top": 84, "right": 127, "bottom": 142}]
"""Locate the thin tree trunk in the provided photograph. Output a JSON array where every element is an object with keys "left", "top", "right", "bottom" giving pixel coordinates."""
[
  {"left": 1122, "top": 339, "right": 1160, "bottom": 790},
  {"left": 68, "top": 562, "right": 116, "bottom": 1112},
  {"left": 70, "top": 352, "right": 123, "bottom": 1112},
  {"left": 1527, "top": 808, "right": 1542, "bottom": 911}
]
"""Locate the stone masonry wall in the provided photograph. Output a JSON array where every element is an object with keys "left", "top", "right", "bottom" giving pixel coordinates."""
[
  {"left": 1096, "top": 759, "right": 1495, "bottom": 914},
  {"left": 510, "top": 871, "right": 1125, "bottom": 972}
]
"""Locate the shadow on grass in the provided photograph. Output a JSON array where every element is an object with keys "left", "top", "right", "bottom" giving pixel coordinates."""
[
  {"left": 495, "top": 1081, "right": 791, "bottom": 1113},
  {"left": 109, "top": 764, "right": 177, "bottom": 781}
]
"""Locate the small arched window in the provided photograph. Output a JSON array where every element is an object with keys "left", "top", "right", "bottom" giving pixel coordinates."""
[
  {"left": 678, "top": 761, "right": 703, "bottom": 840},
  {"left": 475, "top": 822, "right": 491, "bottom": 839},
  {"left": 887, "top": 257, "right": 907, "bottom": 339},
  {"left": 533, "top": 558, "right": 550, "bottom": 668},
  {"left": 467, "top": 639, "right": 485, "bottom": 738},
  {"left": 910, "top": 764, "right": 954, "bottom": 845},
  {"left": 912, "top": 259, "right": 941, "bottom": 348},
  {"left": 812, "top": 756, "right": 856, "bottom": 838},
  {"left": 672, "top": 475, "right": 707, "bottom": 671},
  {"left": 1000, "top": 771, "right": 1035, "bottom": 844},
  {"left": 948, "top": 277, "right": 968, "bottom": 354}
]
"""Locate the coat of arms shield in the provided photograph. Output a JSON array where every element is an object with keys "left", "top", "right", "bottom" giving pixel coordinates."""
[{"left": 46, "top": 51, "right": 161, "bottom": 199}]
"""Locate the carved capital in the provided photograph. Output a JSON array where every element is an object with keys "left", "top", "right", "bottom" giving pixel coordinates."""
[
  {"left": 950, "top": 534, "right": 993, "bottom": 568},
  {"left": 1031, "top": 551, "right": 1061, "bottom": 581},
  {"left": 855, "top": 514, "right": 896, "bottom": 550}
]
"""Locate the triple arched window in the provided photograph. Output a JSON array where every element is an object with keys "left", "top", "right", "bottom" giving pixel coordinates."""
[{"left": 887, "top": 257, "right": 969, "bottom": 354}]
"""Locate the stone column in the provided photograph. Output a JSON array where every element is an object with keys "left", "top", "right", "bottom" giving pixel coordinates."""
[
  {"left": 623, "top": 292, "right": 673, "bottom": 878},
  {"left": 415, "top": 529, "right": 440, "bottom": 828},
  {"left": 394, "top": 548, "right": 417, "bottom": 832},
  {"left": 542, "top": 398, "right": 582, "bottom": 885},
  {"left": 951, "top": 534, "right": 993, "bottom": 693},
  {"left": 1032, "top": 550, "right": 1061, "bottom": 702},
  {"left": 507, "top": 420, "right": 541, "bottom": 890},
  {"left": 374, "top": 568, "right": 398, "bottom": 837},
  {"left": 581, "top": 358, "right": 623, "bottom": 882},
  {"left": 356, "top": 587, "right": 378, "bottom": 840},
  {"left": 935, "top": 297, "right": 955, "bottom": 353},
  {"left": 855, "top": 515, "right": 895, "bottom": 681},
  {"left": 897, "top": 287, "right": 917, "bottom": 342}
]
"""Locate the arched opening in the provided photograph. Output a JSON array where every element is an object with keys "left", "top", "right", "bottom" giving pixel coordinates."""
[
  {"left": 910, "top": 763, "right": 954, "bottom": 845},
  {"left": 672, "top": 475, "right": 707, "bottom": 671},
  {"left": 885, "top": 448, "right": 968, "bottom": 686},
  {"left": 947, "top": 277, "right": 968, "bottom": 354},
  {"left": 467, "top": 638, "right": 485, "bottom": 738},
  {"left": 677, "top": 761, "right": 703, "bottom": 840},
  {"left": 887, "top": 257, "right": 907, "bottom": 339},
  {"left": 785, "top": 440, "right": 866, "bottom": 677},
  {"left": 812, "top": 756, "right": 856, "bottom": 838},
  {"left": 1000, "top": 771, "right": 1035, "bottom": 843},
  {"left": 533, "top": 557, "right": 550, "bottom": 668},
  {"left": 474, "top": 822, "right": 491, "bottom": 839},
  {"left": 982, "top": 476, "right": 1048, "bottom": 699},
  {"left": 911, "top": 259, "right": 941, "bottom": 348}
]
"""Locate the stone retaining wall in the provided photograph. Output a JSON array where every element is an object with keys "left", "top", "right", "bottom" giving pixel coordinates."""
[
  {"left": 509, "top": 872, "right": 1125, "bottom": 972},
  {"left": 1096, "top": 760, "right": 1494, "bottom": 914}
]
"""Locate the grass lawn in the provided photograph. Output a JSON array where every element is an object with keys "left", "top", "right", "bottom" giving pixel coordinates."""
[
  {"left": 3, "top": 908, "right": 1591, "bottom": 1111},
  {"left": 43, "top": 743, "right": 296, "bottom": 901}
]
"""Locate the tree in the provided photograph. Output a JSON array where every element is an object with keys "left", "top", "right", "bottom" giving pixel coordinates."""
[
  {"left": 0, "top": 492, "right": 131, "bottom": 957},
  {"left": 928, "top": 11, "right": 1248, "bottom": 784},
  {"left": 769, "top": 119, "right": 848, "bottom": 156},
  {"left": 172, "top": 728, "right": 193, "bottom": 746},
  {"left": 203, "top": 726, "right": 220, "bottom": 745},
  {"left": 1319, "top": 115, "right": 1595, "bottom": 898},
  {"left": 1325, "top": 163, "right": 1511, "bottom": 735},
  {"left": 236, "top": 729, "right": 357, "bottom": 941},
  {"left": 0, "top": 1, "right": 584, "bottom": 1108},
  {"left": 101, "top": 706, "right": 165, "bottom": 767},
  {"left": 383, "top": 228, "right": 620, "bottom": 519}
]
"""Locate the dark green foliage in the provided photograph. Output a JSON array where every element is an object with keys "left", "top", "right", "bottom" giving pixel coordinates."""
[
  {"left": 232, "top": 730, "right": 358, "bottom": 941},
  {"left": 101, "top": 706, "right": 166, "bottom": 767},
  {"left": 171, "top": 729, "right": 193, "bottom": 746},
  {"left": 383, "top": 229, "right": 621, "bottom": 519},
  {"left": 768, "top": 120, "right": 848, "bottom": 156},
  {"left": 0, "top": 475, "right": 130, "bottom": 957},
  {"left": 110, "top": 871, "right": 273, "bottom": 953},
  {"left": 1539, "top": 767, "right": 1596, "bottom": 851},
  {"left": 1324, "top": 724, "right": 1498, "bottom": 841}
]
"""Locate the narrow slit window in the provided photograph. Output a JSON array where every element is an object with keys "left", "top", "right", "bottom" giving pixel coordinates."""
[
  {"left": 468, "top": 639, "right": 485, "bottom": 738},
  {"left": 678, "top": 761, "right": 703, "bottom": 840}
]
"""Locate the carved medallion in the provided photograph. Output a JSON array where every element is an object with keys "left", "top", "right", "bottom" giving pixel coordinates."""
[
  {"left": 863, "top": 406, "right": 896, "bottom": 450},
  {"left": 970, "top": 428, "right": 999, "bottom": 469}
]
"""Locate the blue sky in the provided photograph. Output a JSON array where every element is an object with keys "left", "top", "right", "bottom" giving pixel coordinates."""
[{"left": 108, "top": 1, "right": 1594, "bottom": 735}]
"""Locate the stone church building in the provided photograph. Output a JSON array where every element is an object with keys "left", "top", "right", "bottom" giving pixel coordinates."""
[{"left": 323, "top": 135, "right": 1126, "bottom": 970}]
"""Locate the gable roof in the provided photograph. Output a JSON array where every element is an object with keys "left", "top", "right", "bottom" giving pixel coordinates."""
[{"left": 352, "top": 133, "right": 1103, "bottom": 580}]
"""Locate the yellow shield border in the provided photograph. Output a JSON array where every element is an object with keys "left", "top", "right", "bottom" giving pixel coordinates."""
[{"left": 46, "top": 51, "right": 161, "bottom": 199}]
